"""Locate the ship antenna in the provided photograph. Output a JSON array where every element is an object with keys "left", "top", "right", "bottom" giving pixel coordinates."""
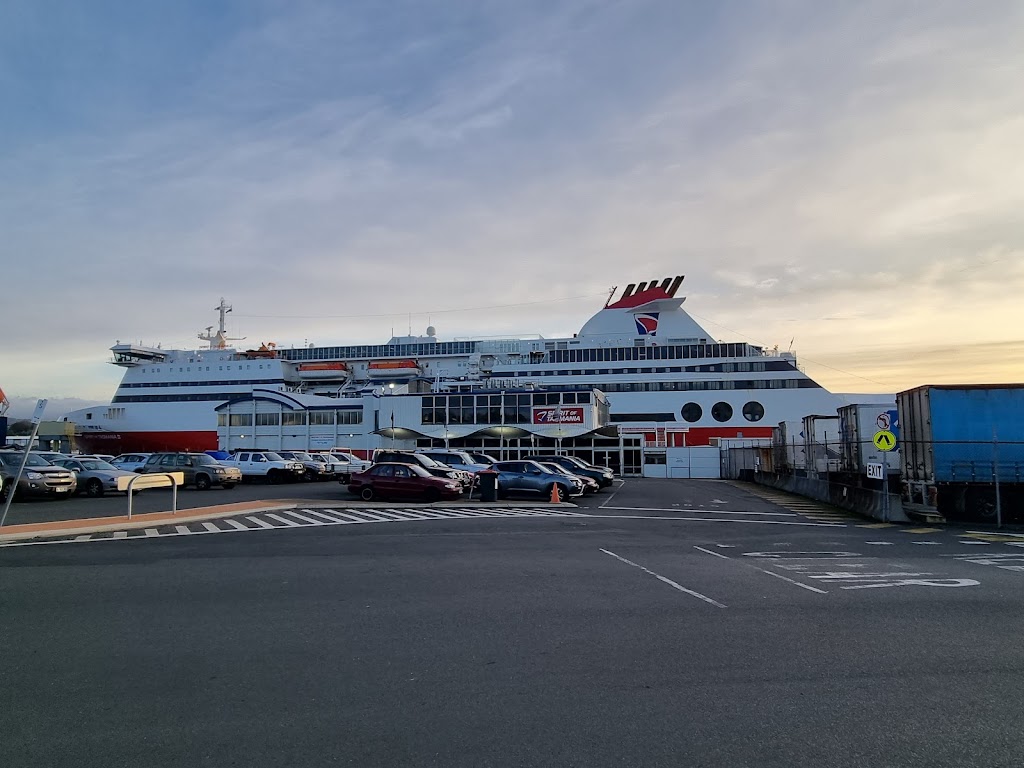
[{"left": 604, "top": 286, "right": 618, "bottom": 307}]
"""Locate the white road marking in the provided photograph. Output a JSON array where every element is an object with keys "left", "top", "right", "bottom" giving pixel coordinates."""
[
  {"left": 866, "top": 541, "right": 894, "bottom": 545},
  {"left": 841, "top": 578, "right": 978, "bottom": 590},
  {"left": 599, "top": 491, "right": 618, "bottom": 508},
  {"left": 600, "top": 548, "right": 726, "bottom": 608},
  {"left": 759, "top": 568, "right": 829, "bottom": 594},
  {"left": 222, "top": 519, "right": 250, "bottom": 531},
  {"left": 113, "top": 531, "right": 128, "bottom": 539},
  {"left": 597, "top": 505, "right": 796, "bottom": 517},
  {"left": 693, "top": 545, "right": 731, "bottom": 560},
  {"left": 74, "top": 535, "right": 92, "bottom": 542},
  {"left": 144, "top": 528, "right": 160, "bottom": 537},
  {"left": 911, "top": 541, "right": 941, "bottom": 546},
  {"left": 587, "top": 514, "right": 838, "bottom": 528},
  {"left": 286, "top": 510, "right": 326, "bottom": 525},
  {"left": 245, "top": 516, "right": 275, "bottom": 529},
  {"left": 264, "top": 513, "right": 300, "bottom": 527},
  {"left": 174, "top": 525, "right": 191, "bottom": 535},
  {"left": 201, "top": 522, "right": 221, "bottom": 533},
  {"left": 307, "top": 509, "right": 357, "bottom": 523},
  {"left": 957, "top": 540, "right": 990, "bottom": 545}
]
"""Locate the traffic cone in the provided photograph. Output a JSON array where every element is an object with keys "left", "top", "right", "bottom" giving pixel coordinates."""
[{"left": 549, "top": 484, "right": 561, "bottom": 504}]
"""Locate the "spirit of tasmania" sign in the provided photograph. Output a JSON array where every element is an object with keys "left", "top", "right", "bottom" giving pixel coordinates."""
[{"left": 532, "top": 406, "right": 585, "bottom": 425}]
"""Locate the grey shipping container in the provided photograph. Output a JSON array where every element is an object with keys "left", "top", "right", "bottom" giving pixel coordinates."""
[
  {"left": 838, "top": 402, "right": 899, "bottom": 475},
  {"left": 773, "top": 420, "right": 806, "bottom": 472},
  {"left": 802, "top": 414, "right": 840, "bottom": 475}
]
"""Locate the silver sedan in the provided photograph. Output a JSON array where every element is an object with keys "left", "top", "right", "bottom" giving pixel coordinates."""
[{"left": 53, "top": 458, "right": 139, "bottom": 497}]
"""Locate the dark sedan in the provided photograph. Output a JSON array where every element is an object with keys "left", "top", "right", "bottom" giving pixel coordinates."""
[
  {"left": 525, "top": 454, "right": 615, "bottom": 488},
  {"left": 347, "top": 462, "right": 464, "bottom": 502}
]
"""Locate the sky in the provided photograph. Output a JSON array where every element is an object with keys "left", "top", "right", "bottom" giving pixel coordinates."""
[{"left": 2, "top": 0, "right": 1023, "bottom": 418}]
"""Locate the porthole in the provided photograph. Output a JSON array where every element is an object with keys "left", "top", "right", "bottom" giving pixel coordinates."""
[
  {"left": 711, "top": 402, "right": 733, "bottom": 422},
  {"left": 681, "top": 402, "right": 702, "bottom": 423},
  {"left": 742, "top": 401, "right": 765, "bottom": 422}
]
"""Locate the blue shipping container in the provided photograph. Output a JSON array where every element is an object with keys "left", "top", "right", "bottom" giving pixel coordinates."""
[{"left": 898, "top": 385, "right": 1024, "bottom": 484}]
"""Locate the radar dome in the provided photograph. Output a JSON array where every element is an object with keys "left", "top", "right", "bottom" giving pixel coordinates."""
[{"left": 426, "top": 325, "right": 437, "bottom": 337}]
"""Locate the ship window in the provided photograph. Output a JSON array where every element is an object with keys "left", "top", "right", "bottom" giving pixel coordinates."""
[
  {"left": 711, "top": 402, "right": 733, "bottom": 422},
  {"left": 742, "top": 402, "right": 765, "bottom": 422},
  {"left": 86, "top": 413, "right": 93, "bottom": 420},
  {"left": 681, "top": 403, "right": 702, "bottom": 423}
]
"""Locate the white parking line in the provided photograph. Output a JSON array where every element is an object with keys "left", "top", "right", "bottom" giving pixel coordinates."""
[
  {"left": 693, "top": 545, "right": 828, "bottom": 594},
  {"left": 597, "top": 505, "right": 797, "bottom": 517},
  {"left": 600, "top": 548, "right": 726, "bottom": 608}
]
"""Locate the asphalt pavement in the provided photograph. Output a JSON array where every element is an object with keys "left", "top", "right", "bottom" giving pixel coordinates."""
[{"left": 3, "top": 478, "right": 1024, "bottom": 768}]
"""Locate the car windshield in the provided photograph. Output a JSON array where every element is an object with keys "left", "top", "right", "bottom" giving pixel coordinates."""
[
  {"left": 468, "top": 453, "right": 496, "bottom": 465},
  {"left": 262, "top": 452, "right": 285, "bottom": 461},
  {"left": 541, "top": 463, "right": 570, "bottom": 476},
  {"left": 408, "top": 464, "right": 431, "bottom": 477},
  {"left": 560, "top": 456, "right": 590, "bottom": 469},
  {"left": 4, "top": 453, "right": 53, "bottom": 467},
  {"left": 194, "top": 455, "right": 220, "bottom": 465},
  {"left": 80, "top": 460, "right": 118, "bottom": 471},
  {"left": 290, "top": 452, "right": 314, "bottom": 461}
]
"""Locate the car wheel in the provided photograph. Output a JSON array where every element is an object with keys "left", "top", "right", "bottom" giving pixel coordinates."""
[
  {"left": 304, "top": 468, "right": 316, "bottom": 482},
  {"left": 360, "top": 486, "right": 375, "bottom": 501},
  {"left": 423, "top": 487, "right": 441, "bottom": 503},
  {"left": 0, "top": 483, "right": 9, "bottom": 502},
  {"left": 85, "top": 478, "right": 104, "bottom": 498},
  {"left": 195, "top": 474, "right": 212, "bottom": 491},
  {"left": 268, "top": 469, "right": 282, "bottom": 484}
]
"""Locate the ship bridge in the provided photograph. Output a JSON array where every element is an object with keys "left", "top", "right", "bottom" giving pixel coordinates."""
[{"left": 111, "top": 343, "right": 168, "bottom": 367}]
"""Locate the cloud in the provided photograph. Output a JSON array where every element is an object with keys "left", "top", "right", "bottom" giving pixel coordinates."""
[{"left": 1, "top": 1, "right": 1023, "bottom": 401}]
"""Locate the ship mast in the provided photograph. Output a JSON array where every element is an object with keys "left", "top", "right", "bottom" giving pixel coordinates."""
[{"left": 198, "top": 298, "right": 246, "bottom": 350}]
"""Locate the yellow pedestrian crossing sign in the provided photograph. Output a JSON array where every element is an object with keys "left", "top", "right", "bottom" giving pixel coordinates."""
[{"left": 873, "top": 430, "right": 897, "bottom": 452}]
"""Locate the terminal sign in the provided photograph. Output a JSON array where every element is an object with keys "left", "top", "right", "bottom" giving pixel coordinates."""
[
  {"left": 872, "top": 430, "right": 897, "bottom": 452},
  {"left": 532, "top": 406, "right": 584, "bottom": 425}
]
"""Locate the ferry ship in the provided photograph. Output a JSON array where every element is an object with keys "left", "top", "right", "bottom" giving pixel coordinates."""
[{"left": 65, "top": 276, "right": 843, "bottom": 473}]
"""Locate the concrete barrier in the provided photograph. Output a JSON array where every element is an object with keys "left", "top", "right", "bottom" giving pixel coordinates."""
[{"left": 747, "top": 470, "right": 909, "bottom": 523}]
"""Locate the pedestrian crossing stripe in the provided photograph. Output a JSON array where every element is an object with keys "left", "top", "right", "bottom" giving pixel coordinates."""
[{"left": 0, "top": 506, "right": 589, "bottom": 548}]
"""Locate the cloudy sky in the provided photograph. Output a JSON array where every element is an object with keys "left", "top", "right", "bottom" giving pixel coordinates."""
[{"left": 2, "top": 0, "right": 1022, "bottom": 418}]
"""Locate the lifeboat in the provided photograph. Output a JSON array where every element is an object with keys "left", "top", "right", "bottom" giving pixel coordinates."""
[
  {"left": 367, "top": 358, "right": 421, "bottom": 379},
  {"left": 243, "top": 342, "right": 278, "bottom": 359},
  {"left": 296, "top": 362, "right": 350, "bottom": 380}
]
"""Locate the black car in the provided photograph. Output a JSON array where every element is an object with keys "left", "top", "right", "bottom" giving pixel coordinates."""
[
  {"left": 490, "top": 460, "right": 584, "bottom": 501},
  {"left": 525, "top": 454, "right": 614, "bottom": 489}
]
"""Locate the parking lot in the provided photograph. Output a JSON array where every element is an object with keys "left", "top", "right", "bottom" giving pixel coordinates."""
[{"left": 5, "top": 476, "right": 1024, "bottom": 767}]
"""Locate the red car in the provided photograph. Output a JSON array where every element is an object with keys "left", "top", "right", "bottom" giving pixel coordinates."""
[{"left": 347, "top": 462, "right": 464, "bottom": 502}]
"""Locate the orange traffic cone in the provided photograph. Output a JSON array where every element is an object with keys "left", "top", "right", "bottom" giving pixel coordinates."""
[{"left": 549, "top": 484, "right": 561, "bottom": 504}]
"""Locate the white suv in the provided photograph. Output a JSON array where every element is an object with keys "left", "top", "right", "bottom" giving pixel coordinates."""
[
  {"left": 414, "top": 449, "right": 490, "bottom": 474},
  {"left": 222, "top": 451, "right": 305, "bottom": 483}
]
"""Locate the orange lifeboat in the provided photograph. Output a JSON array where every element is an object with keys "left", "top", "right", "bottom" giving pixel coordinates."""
[
  {"left": 367, "top": 359, "right": 421, "bottom": 379},
  {"left": 243, "top": 342, "right": 278, "bottom": 359},
  {"left": 296, "top": 361, "right": 350, "bottom": 380}
]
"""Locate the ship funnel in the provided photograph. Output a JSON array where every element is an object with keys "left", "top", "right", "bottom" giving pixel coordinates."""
[
  {"left": 668, "top": 275, "right": 684, "bottom": 296},
  {"left": 620, "top": 283, "right": 637, "bottom": 300}
]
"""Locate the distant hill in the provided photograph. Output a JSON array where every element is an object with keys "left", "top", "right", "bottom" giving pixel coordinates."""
[{"left": 4, "top": 396, "right": 106, "bottom": 421}]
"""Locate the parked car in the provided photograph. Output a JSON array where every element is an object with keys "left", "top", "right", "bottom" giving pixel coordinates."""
[
  {"left": 220, "top": 451, "right": 305, "bottom": 483},
  {"left": 371, "top": 450, "right": 473, "bottom": 488},
  {"left": 466, "top": 452, "right": 498, "bottom": 466},
  {"left": 110, "top": 453, "right": 152, "bottom": 473},
  {"left": 140, "top": 452, "right": 243, "bottom": 490},
  {"left": 311, "top": 453, "right": 358, "bottom": 482},
  {"left": 538, "top": 461, "right": 600, "bottom": 494},
  {"left": 490, "top": 460, "right": 583, "bottom": 501},
  {"left": 347, "top": 462, "right": 463, "bottom": 502},
  {"left": 52, "top": 458, "right": 138, "bottom": 497},
  {"left": 525, "top": 454, "right": 615, "bottom": 489},
  {"left": 277, "top": 451, "right": 335, "bottom": 481},
  {"left": 0, "top": 450, "right": 78, "bottom": 500},
  {"left": 328, "top": 450, "right": 373, "bottom": 474},
  {"left": 33, "top": 451, "right": 72, "bottom": 465},
  {"left": 75, "top": 454, "right": 117, "bottom": 463},
  {"left": 414, "top": 449, "right": 491, "bottom": 474}
]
